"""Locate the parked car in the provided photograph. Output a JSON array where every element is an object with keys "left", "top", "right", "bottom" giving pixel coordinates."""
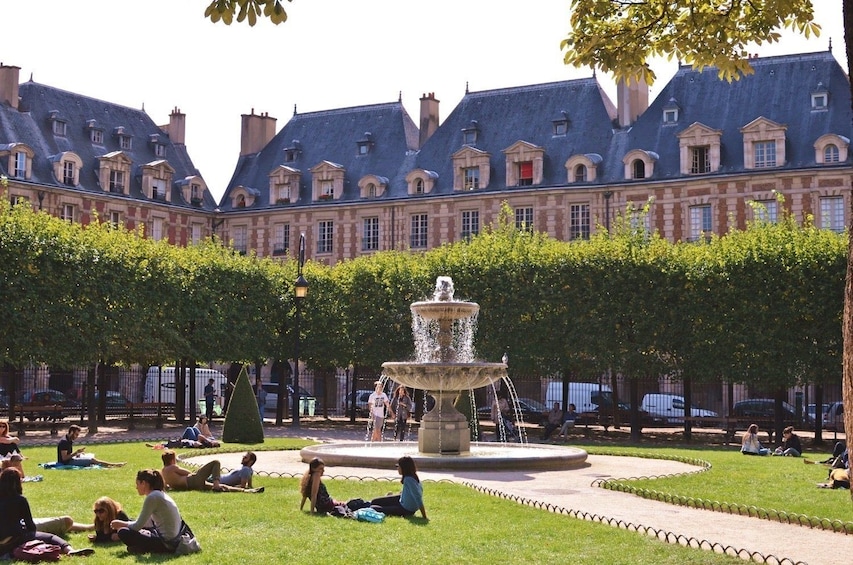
[
  {"left": 262, "top": 383, "right": 316, "bottom": 414},
  {"left": 823, "top": 401, "right": 845, "bottom": 431},
  {"left": 730, "top": 399, "right": 804, "bottom": 428},
  {"left": 640, "top": 393, "right": 718, "bottom": 424},
  {"left": 477, "top": 397, "right": 548, "bottom": 425},
  {"left": 18, "top": 389, "right": 80, "bottom": 420},
  {"left": 342, "top": 389, "right": 373, "bottom": 417},
  {"left": 86, "top": 391, "right": 132, "bottom": 415}
]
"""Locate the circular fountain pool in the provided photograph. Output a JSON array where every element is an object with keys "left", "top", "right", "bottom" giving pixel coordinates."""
[{"left": 300, "top": 441, "right": 587, "bottom": 471}]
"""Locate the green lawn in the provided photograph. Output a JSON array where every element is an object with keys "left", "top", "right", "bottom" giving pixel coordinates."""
[
  {"left": 10, "top": 439, "right": 757, "bottom": 564},
  {"left": 582, "top": 444, "right": 853, "bottom": 524}
]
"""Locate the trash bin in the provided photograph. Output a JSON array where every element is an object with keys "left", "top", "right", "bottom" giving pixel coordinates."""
[
  {"left": 299, "top": 398, "right": 308, "bottom": 415},
  {"left": 307, "top": 398, "right": 316, "bottom": 417}
]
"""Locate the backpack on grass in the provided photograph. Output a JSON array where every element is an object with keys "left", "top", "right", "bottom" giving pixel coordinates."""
[{"left": 12, "top": 540, "right": 62, "bottom": 562}]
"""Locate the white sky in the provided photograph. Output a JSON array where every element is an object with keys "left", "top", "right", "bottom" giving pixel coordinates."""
[{"left": 0, "top": 0, "right": 847, "bottom": 201}]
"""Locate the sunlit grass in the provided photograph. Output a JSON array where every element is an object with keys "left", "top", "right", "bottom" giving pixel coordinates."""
[{"left": 14, "top": 440, "right": 751, "bottom": 564}]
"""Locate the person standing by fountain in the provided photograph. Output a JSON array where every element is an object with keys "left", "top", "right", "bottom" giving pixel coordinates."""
[
  {"left": 369, "top": 456, "right": 427, "bottom": 519},
  {"left": 390, "top": 387, "right": 413, "bottom": 441},
  {"left": 367, "top": 381, "right": 391, "bottom": 441}
]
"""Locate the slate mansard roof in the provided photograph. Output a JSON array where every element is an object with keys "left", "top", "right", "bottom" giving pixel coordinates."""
[
  {"left": 413, "top": 78, "right": 617, "bottom": 193},
  {"left": 0, "top": 81, "right": 212, "bottom": 208},
  {"left": 623, "top": 50, "right": 852, "bottom": 181},
  {"left": 222, "top": 101, "right": 420, "bottom": 210}
]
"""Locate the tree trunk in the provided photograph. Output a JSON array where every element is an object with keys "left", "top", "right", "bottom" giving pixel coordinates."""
[{"left": 841, "top": 0, "right": 853, "bottom": 506}]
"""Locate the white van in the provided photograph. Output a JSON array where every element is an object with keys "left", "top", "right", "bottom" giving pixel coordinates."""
[
  {"left": 640, "top": 393, "right": 717, "bottom": 424},
  {"left": 544, "top": 382, "right": 613, "bottom": 414},
  {"left": 144, "top": 366, "right": 228, "bottom": 412}
]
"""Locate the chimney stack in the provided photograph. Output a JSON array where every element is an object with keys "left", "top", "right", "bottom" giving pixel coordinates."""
[
  {"left": 0, "top": 64, "right": 20, "bottom": 110},
  {"left": 160, "top": 107, "right": 186, "bottom": 145},
  {"left": 616, "top": 76, "right": 649, "bottom": 127},
  {"left": 419, "top": 92, "right": 440, "bottom": 148},
  {"left": 240, "top": 109, "right": 277, "bottom": 156}
]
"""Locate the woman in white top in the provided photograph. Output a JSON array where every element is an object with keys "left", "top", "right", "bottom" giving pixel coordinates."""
[
  {"left": 112, "top": 469, "right": 183, "bottom": 554},
  {"left": 741, "top": 423, "right": 770, "bottom": 456}
]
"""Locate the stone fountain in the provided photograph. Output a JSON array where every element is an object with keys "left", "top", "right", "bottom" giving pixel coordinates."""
[
  {"left": 300, "top": 276, "right": 587, "bottom": 470},
  {"left": 382, "top": 276, "right": 506, "bottom": 454}
]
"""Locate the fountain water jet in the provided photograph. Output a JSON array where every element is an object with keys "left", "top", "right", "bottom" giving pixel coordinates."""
[{"left": 300, "top": 276, "right": 587, "bottom": 470}]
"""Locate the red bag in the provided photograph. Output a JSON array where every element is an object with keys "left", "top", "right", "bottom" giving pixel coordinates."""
[{"left": 12, "top": 540, "right": 62, "bottom": 562}]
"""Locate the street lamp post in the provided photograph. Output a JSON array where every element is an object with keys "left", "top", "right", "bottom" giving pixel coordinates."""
[{"left": 292, "top": 233, "right": 308, "bottom": 428}]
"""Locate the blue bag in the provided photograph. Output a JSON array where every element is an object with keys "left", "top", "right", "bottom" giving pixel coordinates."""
[{"left": 354, "top": 508, "right": 385, "bottom": 523}]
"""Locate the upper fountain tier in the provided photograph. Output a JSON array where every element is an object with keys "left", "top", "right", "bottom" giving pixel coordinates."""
[{"left": 410, "top": 275, "right": 479, "bottom": 321}]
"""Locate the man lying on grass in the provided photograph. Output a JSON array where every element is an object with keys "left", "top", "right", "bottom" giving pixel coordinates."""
[{"left": 159, "top": 450, "right": 262, "bottom": 493}]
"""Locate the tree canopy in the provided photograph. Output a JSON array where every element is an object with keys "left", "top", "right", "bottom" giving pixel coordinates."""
[{"left": 561, "top": 0, "right": 822, "bottom": 84}]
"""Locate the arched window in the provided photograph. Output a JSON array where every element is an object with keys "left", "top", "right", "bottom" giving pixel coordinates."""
[
  {"left": 632, "top": 160, "right": 645, "bottom": 179},
  {"left": 573, "top": 164, "right": 587, "bottom": 183},
  {"left": 237, "top": 194, "right": 246, "bottom": 208},
  {"left": 367, "top": 183, "right": 376, "bottom": 198},
  {"left": 415, "top": 178, "right": 424, "bottom": 194},
  {"left": 824, "top": 144, "right": 840, "bottom": 163}
]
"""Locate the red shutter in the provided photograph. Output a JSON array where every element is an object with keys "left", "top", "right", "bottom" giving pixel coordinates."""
[{"left": 519, "top": 161, "right": 533, "bottom": 179}]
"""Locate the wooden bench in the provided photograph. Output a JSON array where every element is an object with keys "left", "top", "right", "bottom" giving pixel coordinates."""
[
  {"left": 11, "top": 404, "right": 66, "bottom": 436},
  {"left": 127, "top": 402, "right": 176, "bottom": 430}
]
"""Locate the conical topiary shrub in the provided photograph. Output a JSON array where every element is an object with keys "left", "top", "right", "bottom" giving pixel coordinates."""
[{"left": 222, "top": 366, "right": 264, "bottom": 444}]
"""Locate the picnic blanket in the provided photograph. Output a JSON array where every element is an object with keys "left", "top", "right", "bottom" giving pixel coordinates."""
[{"left": 38, "top": 462, "right": 103, "bottom": 470}]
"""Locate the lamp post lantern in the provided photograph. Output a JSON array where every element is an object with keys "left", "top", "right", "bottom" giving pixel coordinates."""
[{"left": 292, "top": 233, "right": 308, "bottom": 428}]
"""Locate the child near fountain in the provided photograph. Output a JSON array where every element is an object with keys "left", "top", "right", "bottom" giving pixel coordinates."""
[{"left": 369, "top": 456, "right": 427, "bottom": 519}]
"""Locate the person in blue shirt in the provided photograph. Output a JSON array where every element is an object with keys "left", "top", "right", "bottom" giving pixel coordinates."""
[
  {"left": 369, "top": 456, "right": 427, "bottom": 519},
  {"left": 203, "top": 379, "right": 216, "bottom": 420}
]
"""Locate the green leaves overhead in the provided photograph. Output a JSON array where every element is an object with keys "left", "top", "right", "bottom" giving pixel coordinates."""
[{"left": 562, "top": 0, "right": 821, "bottom": 84}]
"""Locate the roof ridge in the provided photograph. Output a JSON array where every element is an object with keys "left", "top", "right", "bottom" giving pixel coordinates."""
[{"left": 20, "top": 81, "right": 149, "bottom": 116}]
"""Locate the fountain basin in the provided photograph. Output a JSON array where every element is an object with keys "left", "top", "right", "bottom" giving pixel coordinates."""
[
  {"left": 381, "top": 362, "right": 505, "bottom": 391},
  {"left": 410, "top": 300, "right": 479, "bottom": 320},
  {"left": 300, "top": 442, "right": 588, "bottom": 471}
]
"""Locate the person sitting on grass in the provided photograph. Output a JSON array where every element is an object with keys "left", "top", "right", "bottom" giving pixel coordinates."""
[
  {"left": 0, "top": 420, "right": 24, "bottom": 477},
  {"left": 111, "top": 469, "right": 182, "bottom": 554},
  {"left": 300, "top": 457, "right": 344, "bottom": 513},
  {"left": 740, "top": 423, "right": 770, "bottom": 456},
  {"left": 57, "top": 425, "right": 125, "bottom": 467},
  {"left": 773, "top": 426, "right": 802, "bottom": 457},
  {"left": 160, "top": 450, "right": 261, "bottom": 493},
  {"left": 180, "top": 416, "right": 220, "bottom": 448},
  {"left": 0, "top": 468, "right": 94, "bottom": 557},
  {"left": 88, "top": 496, "right": 129, "bottom": 543},
  {"left": 33, "top": 515, "right": 93, "bottom": 537},
  {"left": 369, "top": 456, "right": 428, "bottom": 519}
]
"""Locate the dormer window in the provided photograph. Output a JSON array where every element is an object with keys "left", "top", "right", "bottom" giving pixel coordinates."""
[
  {"left": 622, "top": 149, "right": 659, "bottom": 180},
  {"left": 284, "top": 140, "right": 302, "bottom": 163},
  {"left": 179, "top": 175, "right": 207, "bottom": 205},
  {"left": 310, "top": 161, "right": 345, "bottom": 201},
  {"left": 677, "top": 123, "right": 722, "bottom": 175},
  {"left": 811, "top": 83, "right": 828, "bottom": 110},
  {"left": 451, "top": 146, "right": 491, "bottom": 191},
  {"left": 814, "top": 134, "right": 849, "bottom": 164},
  {"left": 741, "top": 117, "right": 787, "bottom": 170},
  {"left": 503, "top": 141, "right": 544, "bottom": 187},
  {"left": 357, "top": 132, "right": 374, "bottom": 155},
  {"left": 552, "top": 112, "right": 570, "bottom": 136},
  {"left": 269, "top": 165, "right": 301, "bottom": 204},
  {"left": 98, "top": 151, "right": 133, "bottom": 196},
  {"left": 114, "top": 126, "right": 132, "bottom": 150},
  {"left": 358, "top": 175, "right": 388, "bottom": 198},
  {"left": 663, "top": 98, "right": 681, "bottom": 124},
  {"left": 140, "top": 160, "right": 175, "bottom": 202},
  {"left": 406, "top": 169, "right": 438, "bottom": 195},
  {"left": 565, "top": 153, "right": 602, "bottom": 183},
  {"left": 150, "top": 134, "right": 166, "bottom": 157},
  {"left": 110, "top": 170, "right": 125, "bottom": 193},
  {"left": 51, "top": 151, "right": 82, "bottom": 187},
  {"left": 52, "top": 120, "right": 67, "bottom": 136},
  {"left": 462, "top": 120, "right": 479, "bottom": 145},
  {"left": 13, "top": 151, "right": 27, "bottom": 179},
  {"left": 86, "top": 120, "right": 104, "bottom": 145}
]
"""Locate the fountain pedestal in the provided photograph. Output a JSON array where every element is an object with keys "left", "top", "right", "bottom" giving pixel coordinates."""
[{"left": 418, "top": 392, "right": 470, "bottom": 453}]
